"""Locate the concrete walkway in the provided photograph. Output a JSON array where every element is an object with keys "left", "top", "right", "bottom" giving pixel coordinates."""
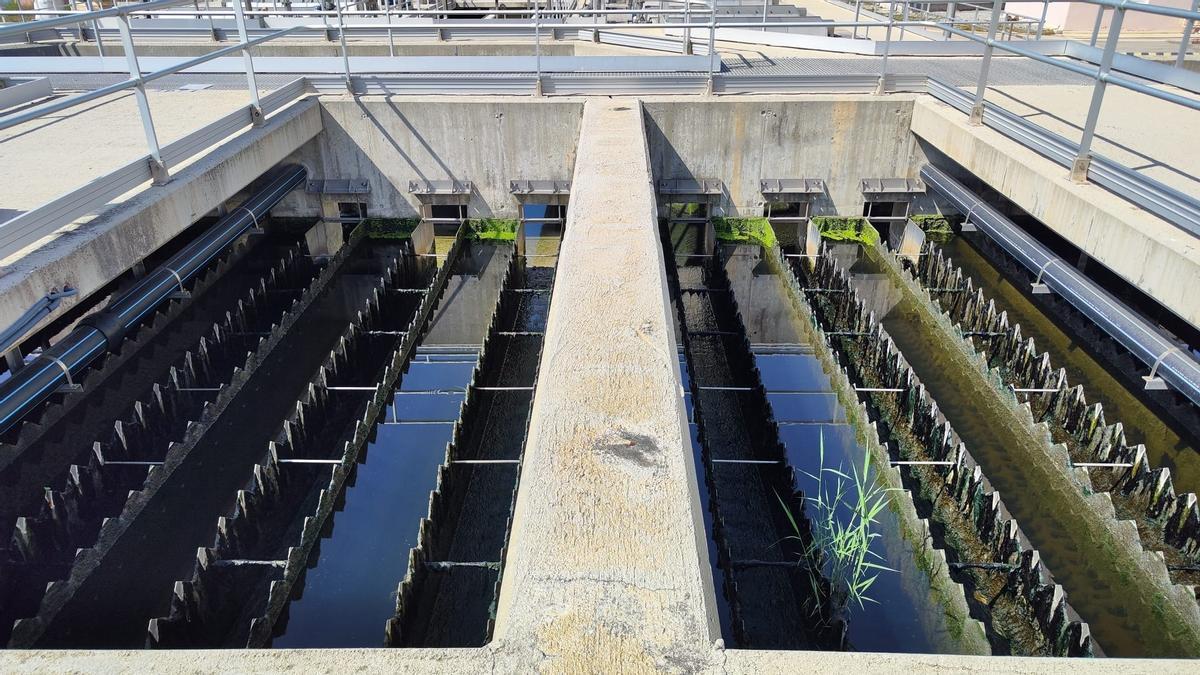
[{"left": 492, "top": 98, "right": 719, "bottom": 669}]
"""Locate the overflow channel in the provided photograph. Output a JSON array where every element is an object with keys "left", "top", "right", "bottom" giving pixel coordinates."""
[
  {"left": 806, "top": 240, "right": 1200, "bottom": 657},
  {"left": 664, "top": 231, "right": 988, "bottom": 654},
  {"left": 9, "top": 225, "right": 434, "bottom": 648}
]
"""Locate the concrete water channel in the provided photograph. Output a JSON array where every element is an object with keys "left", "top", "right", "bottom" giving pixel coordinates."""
[{"left": 1, "top": 86, "right": 1199, "bottom": 668}]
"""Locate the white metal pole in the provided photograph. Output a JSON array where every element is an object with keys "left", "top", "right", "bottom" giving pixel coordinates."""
[
  {"left": 969, "top": 0, "right": 1002, "bottom": 125},
  {"left": 534, "top": 7, "right": 542, "bottom": 95},
  {"left": 1176, "top": 0, "right": 1198, "bottom": 68},
  {"left": 876, "top": 7, "right": 893, "bottom": 94},
  {"left": 852, "top": 0, "right": 861, "bottom": 39},
  {"left": 231, "top": 0, "right": 263, "bottom": 124},
  {"left": 1073, "top": 7, "right": 1124, "bottom": 182},
  {"left": 84, "top": 0, "right": 105, "bottom": 56},
  {"left": 116, "top": 14, "right": 169, "bottom": 185},
  {"left": 761, "top": 0, "right": 768, "bottom": 31},
  {"left": 386, "top": 0, "right": 394, "bottom": 57},
  {"left": 334, "top": 0, "right": 352, "bottom": 91},
  {"left": 1089, "top": 6, "right": 1104, "bottom": 46}
]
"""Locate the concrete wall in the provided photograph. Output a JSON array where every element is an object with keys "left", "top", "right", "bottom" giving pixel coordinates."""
[
  {"left": 642, "top": 96, "right": 927, "bottom": 218},
  {"left": 278, "top": 97, "right": 584, "bottom": 220}
]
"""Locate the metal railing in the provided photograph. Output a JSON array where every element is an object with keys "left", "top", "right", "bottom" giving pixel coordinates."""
[{"left": 1, "top": 1, "right": 1198, "bottom": 238}]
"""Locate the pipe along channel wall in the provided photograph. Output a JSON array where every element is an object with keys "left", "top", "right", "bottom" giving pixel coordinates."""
[
  {"left": 694, "top": 244, "right": 990, "bottom": 654},
  {"left": 6, "top": 224, "right": 360, "bottom": 648},
  {"left": 148, "top": 225, "right": 464, "bottom": 647},
  {"left": 868, "top": 243, "right": 1200, "bottom": 654},
  {"left": 890, "top": 243, "right": 1200, "bottom": 612},
  {"left": 780, "top": 244, "right": 1093, "bottom": 656}
]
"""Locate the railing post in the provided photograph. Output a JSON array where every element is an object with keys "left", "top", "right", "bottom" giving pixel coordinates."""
[
  {"left": 84, "top": 0, "right": 105, "bottom": 56},
  {"left": 944, "top": 1, "right": 955, "bottom": 41},
  {"left": 116, "top": 14, "right": 170, "bottom": 186},
  {"left": 232, "top": 0, "right": 264, "bottom": 125},
  {"left": 1177, "top": 0, "right": 1198, "bottom": 68},
  {"left": 876, "top": 7, "right": 893, "bottom": 95},
  {"left": 707, "top": 6, "right": 717, "bottom": 92},
  {"left": 204, "top": 0, "right": 219, "bottom": 41},
  {"left": 852, "top": 0, "right": 862, "bottom": 40},
  {"left": 1036, "top": 0, "right": 1048, "bottom": 40},
  {"left": 1073, "top": 6, "right": 1124, "bottom": 182},
  {"left": 684, "top": 0, "right": 692, "bottom": 54},
  {"left": 386, "top": 1, "right": 394, "bottom": 58},
  {"left": 761, "top": 0, "right": 768, "bottom": 31},
  {"left": 534, "top": 8, "right": 542, "bottom": 96},
  {"left": 333, "top": 0, "right": 352, "bottom": 93},
  {"left": 900, "top": 0, "right": 908, "bottom": 41},
  {"left": 1089, "top": 6, "right": 1104, "bottom": 46},
  {"left": 969, "top": 0, "right": 1002, "bottom": 125}
]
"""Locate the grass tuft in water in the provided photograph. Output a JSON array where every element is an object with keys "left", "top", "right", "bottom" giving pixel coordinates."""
[{"left": 779, "top": 430, "right": 895, "bottom": 618}]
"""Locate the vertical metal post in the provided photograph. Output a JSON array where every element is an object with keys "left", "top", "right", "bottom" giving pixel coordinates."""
[
  {"left": 852, "top": 0, "right": 861, "bottom": 39},
  {"left": 900, "top": 0, "right": 908, "bottom": 41},
  {"left": 707, "top": 6, "right": 717, "bottom": 87},
  {"left": 1176, "top": 0, "right": 1198, "bottom": 68},
  {"left": 684, "top": 1, "right": 691, "bottom": 54},
  {"left": 1089, "top": 6, "right": 1104, "bottom": 46},
  {"left": 944, "top": 2, "right": 955, "bottom": 41},
  {"left": 534, "top": 8, "right": 542, "bottom": 95},
  {"left": 876, "top": 9, "right": 893, "bottom": 95},
  {"left": 1072, "top": 7, "right": 1124, "bottom": 182},
  {"left": 1036, "top": 0, "right": 1048, "bottom": 40},
  {"left": 969, "top": 0, "right": 1001, "bottom": 125},
  {"left": 84, "top": 0, "right": 105, "bottom": 56},
  {"left": 334, "top": 0, "right": 352, "bottom": 92},
  {"left": 232, "top": 0, "right": 264, "bottom": 124},
  {"left": 761, "top": 0, "right": 768, "bottom": 31},
  {"left": 204, "top": 0, "right": 218, "bottom": 42},
  {"left": 116, "top": 14, "right": 169, "bottom": 185},
  {"left": 386, "top": 1, "right": 394, "bottom": 57}
]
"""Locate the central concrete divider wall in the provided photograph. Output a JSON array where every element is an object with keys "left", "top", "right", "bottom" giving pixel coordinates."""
[
  {"left": 278, "top": 97, "right": 585, "bottom": 220},
  {"left": 642, "top": 96, "right": 927, "bottom": 217},
  {"left": 492, "top": 99, "right": 719, "bottom": 669}
]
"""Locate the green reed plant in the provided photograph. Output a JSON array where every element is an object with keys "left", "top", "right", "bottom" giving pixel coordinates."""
[{"left": 779, "top": 430, "right": 894, "bottom": 617}]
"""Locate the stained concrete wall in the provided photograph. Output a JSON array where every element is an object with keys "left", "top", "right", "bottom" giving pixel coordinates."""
[
  {"left": 277, "top": 97, "right": 584, "bottom": 220},
  {"left": 642, "top": 96, "right": 928, "bottom": 218}
]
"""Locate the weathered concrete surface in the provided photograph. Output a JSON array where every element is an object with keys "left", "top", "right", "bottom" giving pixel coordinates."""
[
  {"left": 0, "top": 88, "right": 274, "bottom": 214},
  {"left": 275, "top": 97, "right": 583, "bottom": 220},
  {"left": 911, "top": 97, "right": 1200, "bottom": 331},
  {"left": 643, "top": 96, "right": 927, "bottom": 217},
  {"left": 491, "top": 99, "right": 719, "bottom": 669},
  {"left": 0, "top": 98, "right": 322, "bottom": 332}
]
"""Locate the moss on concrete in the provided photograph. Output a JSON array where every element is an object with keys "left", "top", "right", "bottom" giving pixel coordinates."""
[
  {"left": 711, "top": 217, "right": 777, "bottom": 247},
  {"left": 811, "top": 216, "right": 879, "bottom": 247},
  {"left": 364, "top": 218, "right": 420, "bottom": 239},
  {"left": 467, "top": 218, "right": 519, "bottom": 241},
  {"left": 911, "top": 214, "right": 955, "bottom": 243}
]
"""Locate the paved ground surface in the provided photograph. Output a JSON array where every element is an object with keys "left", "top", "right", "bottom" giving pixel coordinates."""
[
  {"left": 0, "top": 86, "right": 270, "bottom": 217},
  {"left": 979, "top": 82, "right": 1200, "bottom": 195}
]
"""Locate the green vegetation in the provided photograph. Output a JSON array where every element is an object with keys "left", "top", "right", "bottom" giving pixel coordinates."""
[
  {"left": 780, "top": 431, "right": 893, "bottom": 617},
  {"left": 911, "top": 214, "right": 955, "bottom": 243},
  {"left": 364, "top": 218, "right": 420, "bottom": 240},
  {"left": 711, "top": 217, "right": 778, "bottom": 248},
  {"left": 467, "top": 218, "right": 519, "bottom": 241},
  {"left": 811, "top": 216, "right": 880, "bottom": 247}
]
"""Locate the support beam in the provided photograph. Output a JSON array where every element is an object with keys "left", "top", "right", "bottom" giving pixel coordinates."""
[{"left": 493, "top": 100, "right": 719, "bottom": 667}]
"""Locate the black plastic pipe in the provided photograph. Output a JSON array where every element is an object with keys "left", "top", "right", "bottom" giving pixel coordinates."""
[
  {"left": 0, "top": 164, "right": 307, "bottom": 439},
  {"left": 921, "top": 163, "right": 1200, "bottom": 409}
]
